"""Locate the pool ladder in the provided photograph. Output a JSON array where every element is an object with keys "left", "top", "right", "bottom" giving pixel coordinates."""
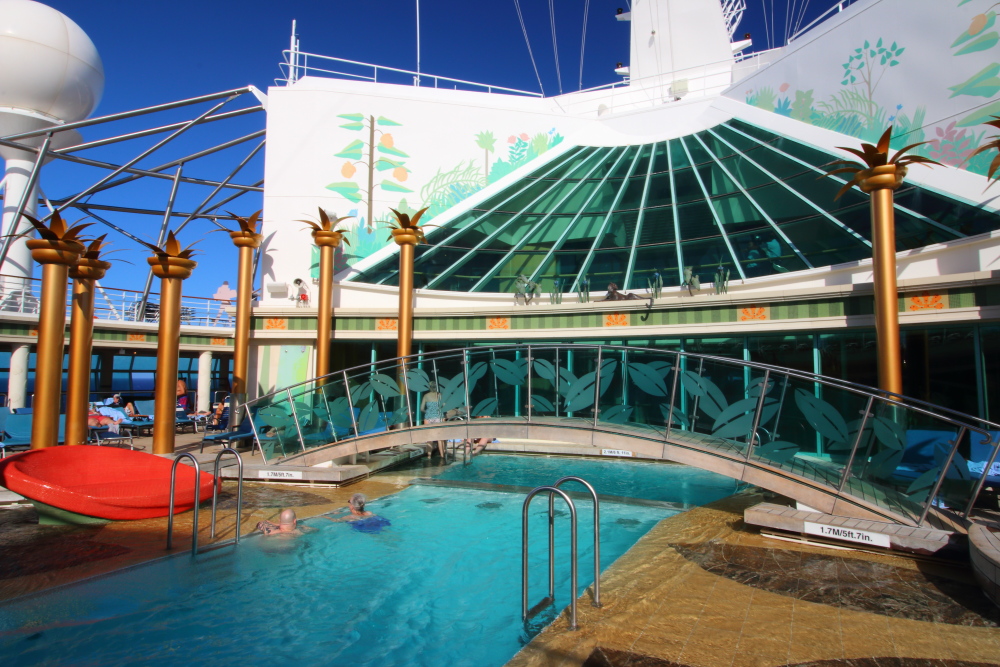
[
  {"left": 166, "top": 448, "right": 244, "bottom": 555},
  {"left": 522, "top": 476, "right": 602, "bottom": 631}
]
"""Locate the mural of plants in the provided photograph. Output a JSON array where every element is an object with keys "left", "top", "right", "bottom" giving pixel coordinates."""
[
  {"left": 474, "top": 131, "right": 496, "bottom": 184},
  {"left": 326, "top": 114, "right": 413, "bottom": 232},
  {"left": 486, "top": 129, "right": 564, "bottom": 184},
  {"left": 419, "top": 162, "right": 484, "bottom": 218}
]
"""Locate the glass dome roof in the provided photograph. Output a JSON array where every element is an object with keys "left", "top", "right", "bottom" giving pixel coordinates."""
[{"left": 348, "top": 119, "right": 1000, "bottom": 293}]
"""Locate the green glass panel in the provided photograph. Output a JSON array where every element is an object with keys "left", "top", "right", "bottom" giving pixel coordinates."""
[
  {"left": 628, "top": 244, "right": 680, "bottom": 290},
  {"left": 828, "top": 201, "right": 872, "bottom": 239},
  {"left": 786, "top": 172, "right": 868, "bottom": 213},
  {"left": 714, "top": 124, "right": 773, "bottom": 153},
  {"left": 730, "top": 229, "right": 808, "bottom": 277},
  {"left": 894, "top": 186, "right": 1000, "bottom": 236},
  {"left": 598, "top": 211, "right": 638, "bottom": 248},
  {"left": 552, "top": 180, "right": 600, "bottom": 214},
  {"left": 558, "top": 214, "right": 606, "bottom": 245},
  {"left": 697, "top": 161, "right": 741, "bottom": 197},
  {"left": 645, "top": 172, "right": 672, "bottom": 208},
  {"left": 683, "top": 136, "right": 714, "bottom": 165},
  {"left": 778, "top": 216, "right": 869, "bottom": 266},
  {"left": 714, "top": 153, "right": 779, "bottom": 190},
  {"left": 676, "top": 198, "right": 717, "bottom": 240},
  {"left": 501, "top": 178, "right": 564, "bottom": 213},
  {"left": 534, "top": 249, "right": 590, "bottom": 285},
  {"left": 537, "top": 147, "right": 596, "bottom": 181},
  {"left": 631, "top": 144, "right": 654, "bottom": 176},
  {"left": 433, "top": 250, "right": 508, "bottom": 291},
  {"left": 650, "top": 142, "right": 671, "bottom": 174},
  {"left": 711, "top": 192, "right": 771, "bottom": 235},
  {"left": 481, "top": 252, "right": 548, "bottom": 292},
  {"left": 521, "top": 215, "right": 573, "bottom": 250},
  {"left": 893, "top": 209, "right": 957, "bottom": 250},
  {"left": 678, "top": 238, "right": 736, "bottom": 282},
  {"left": 748, "top": 334, "right": 815, "bottom": 373},
  {"left": 587, "top": 249, "right": 631, "bottom": 285},
  {"left": 671, "top": 167, "right": 703, "bottom": 204},
  {"left": 442, "top": 212, "right": 514, "bottom": 248},
  {"left": 482, "top": 215, "right": 543, "bottom": 249},
  {"left": 668, "top": 138, "right": 691, "bottom": 169},
  {"left": 609, "top": 145, "right": 640, "bottom": 178},
  {"left": 747, "top": 183, "right": 816, "bottom": 222},
  {"left": 616, "top": 174, "right": 648, "bottom": 210},
  {"left": 742, "top": 143, "right": 814, "bottom": 181},
  {"left": 582, "top": 178, "right": 627, "bottom": 214},
  {"left": 637, "top": 206, "right": 676, "bottom": 245}
]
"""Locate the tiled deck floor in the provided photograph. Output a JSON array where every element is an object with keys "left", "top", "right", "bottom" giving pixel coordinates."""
[{"left": 508, "top": 493, "right": 1000, "bottom": 667}]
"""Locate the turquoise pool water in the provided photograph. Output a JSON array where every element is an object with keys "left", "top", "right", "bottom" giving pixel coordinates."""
[
  {"left": 436, "top": 454, "right": 742, "bottom": 506},
  {"left": 0, "top": 457, "right": 741, "bottom": 666}
]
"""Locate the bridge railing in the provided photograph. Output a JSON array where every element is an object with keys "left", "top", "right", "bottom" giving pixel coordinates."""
[{"left": 240, "top": 344, "right": 1000, "bottom": 526}]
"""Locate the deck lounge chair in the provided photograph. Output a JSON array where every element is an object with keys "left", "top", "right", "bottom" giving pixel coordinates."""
[{"left": 199, "top": 409, "right": 255, "bottom": 453}]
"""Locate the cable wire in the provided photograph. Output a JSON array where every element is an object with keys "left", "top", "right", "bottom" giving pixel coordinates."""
[
  {"left": 578, "top": 0, "right": 591, "bottom": 90},
  {"left": 513, "top": 0, "right": 546, "bottom": 96},
  {"left": 549, "top": 0, "right": 564, "bottom": 95}
]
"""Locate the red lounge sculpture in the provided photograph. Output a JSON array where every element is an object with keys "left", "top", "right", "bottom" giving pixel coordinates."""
[{"left": 0, "top": 446, "right": 215, "bottom": 524}]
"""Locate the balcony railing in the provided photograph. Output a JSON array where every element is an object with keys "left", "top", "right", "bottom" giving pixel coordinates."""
[{"left": 0, "top": 275, "right": 236, "bottom": 329}]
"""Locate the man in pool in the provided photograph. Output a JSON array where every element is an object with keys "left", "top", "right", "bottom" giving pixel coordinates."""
[
  {"left": 256, "top": 508, "right": 308, "bottom": 536},
  {"left": 327, "top": 493, "right": 374, "bottom": 522}
]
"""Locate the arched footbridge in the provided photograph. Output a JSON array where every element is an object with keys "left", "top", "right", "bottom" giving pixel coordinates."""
[{"left": 238, "top": 344, "right": 1000, "bottom": 528}]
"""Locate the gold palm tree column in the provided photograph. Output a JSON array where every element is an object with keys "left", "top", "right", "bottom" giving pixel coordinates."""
[
  {"left": 300, "top": 209, "right": 351, "bottom": 382},
  {"left": 142, "top": 232, "right": 198, "bottom": 454},
  {"left": 65, "top": 237, "right": 112, "bottom": 447},
  {"left": 387, "top": 208, "right": 431, "bottom": 360},
  {"left": 827, "top": 129, "right": 939, "bottom": 395},
  {"left": 22, "top": 213, "right": 88, "bottom": 448},
  {"left": 227, "top": 211, "right": 263, "bottom": 418}
]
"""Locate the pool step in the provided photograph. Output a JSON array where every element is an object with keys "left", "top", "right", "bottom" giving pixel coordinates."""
[{"left": 744, "top": 502, "right": 965, "bottom": 558}]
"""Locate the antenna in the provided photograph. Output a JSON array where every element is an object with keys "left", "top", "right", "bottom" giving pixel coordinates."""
[
  {"left": 289, "top": 20, "right": 299, "bottom": 85},
  {"left": 415, "top": 0, "right": 421, "bottom": 86}
]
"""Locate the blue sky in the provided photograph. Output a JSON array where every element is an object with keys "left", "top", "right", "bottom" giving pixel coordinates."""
[{"left": 31, "top": 0, "right": 835, "bottom": 298}]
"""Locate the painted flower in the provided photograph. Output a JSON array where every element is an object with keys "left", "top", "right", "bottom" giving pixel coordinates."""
[
  {"left": 393, "top": 166, "right": 408, "bottom": 181},
  {"left": 508, "top": 135, "right": 516, "bottom": 143},
  {"left": 779, "top": 82, "right": 790, "bottom": 92},
  {"left": 341, "top": 162, "right": 356, "bottom": 178},
  {"left": 519, "top": 133, "right": 529, "bottom": 141},
  {"left": 380, "top": 133, "right": 394, "bottom": 148}
]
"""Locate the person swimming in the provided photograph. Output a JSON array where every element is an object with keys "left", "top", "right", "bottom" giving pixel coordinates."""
[
  {"left": 325, "top": 493, "right": 392, "bottom": 532},
  {"left": 327, "top": 493, "right": 374, "bottom": 522},
  {"left": 256, "top": 508, "right": 308, "bottom": 536}
]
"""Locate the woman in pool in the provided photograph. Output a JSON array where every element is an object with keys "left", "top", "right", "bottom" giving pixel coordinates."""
[
  {"left": 327, "top": 493, "right": 373, "bottom": 522},
  {"left": 421, "top": 382, "right": 446, "bottom": 459}
]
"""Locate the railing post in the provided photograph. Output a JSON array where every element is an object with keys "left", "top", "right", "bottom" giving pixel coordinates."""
[
  {"left": 690, "top": 357, "right": 705, "bottom": 431},
  {"left": 963, "top": 432, "right": 1000, "bottom": 518},
  {"left": 592, "top": 346, "right": 604, "bottom": 427},
  {"left": 343, "top": 370, "right": 359, "bottom": 438},
  {"left": 837, "top": 396, "right": 874, "bottom": 493},
  {"left": 665, "top": 351, "right": 681, "bottom": 436},
  {"left": 917, "top": 427, "right": 967, "bottom": 526},
  {"left": 462, "top": 350, "right": 472, "bottom": 445},
  {"left": 745, "top": 370, "right": 770, "bottom": 460},
  {"left": 211, "top": 448, "right": 243, "bottom": 543},
  {"left": 401, "top": 358, "right": 414, "bottom": 429},
  {"left": 287, "top": 388, "right": 306, "bottom": 454},
  {"left": 526, "top": 345, "right": 533, "bottom": 422}
]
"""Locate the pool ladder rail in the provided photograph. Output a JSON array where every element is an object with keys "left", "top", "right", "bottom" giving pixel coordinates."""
[
  {"left": 522, "top": 476, "right": 602, "bottom": 632},
  {"left": 166, "top": 448, "right": 244, "bottom": 556}
]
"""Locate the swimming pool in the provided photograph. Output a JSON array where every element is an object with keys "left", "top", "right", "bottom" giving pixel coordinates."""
[{"left": 0, "top": 458, "right": 740, "bottom": 666}]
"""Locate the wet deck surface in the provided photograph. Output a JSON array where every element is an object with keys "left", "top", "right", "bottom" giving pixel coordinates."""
[{"left": 1, "top": 441, "right": 999, "bottom": 666}]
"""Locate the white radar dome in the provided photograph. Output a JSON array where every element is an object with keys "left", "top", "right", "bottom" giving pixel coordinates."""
[{"left": 0, "top": 0, "right": 104, "bottom": 124}]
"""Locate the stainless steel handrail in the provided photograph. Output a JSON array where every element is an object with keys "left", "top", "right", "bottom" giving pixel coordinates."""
[
  {"left": 167, "top": 453, "right": 202, "bottom": 555},
  {"left": 553, "top": 476, "right": 602, "bottom": 608},
  {"left": 523, "top": 485, "right": 579, "bottom": 631},
  {"left": 210, "top": 448, "right": 244, "bottom": 544}
]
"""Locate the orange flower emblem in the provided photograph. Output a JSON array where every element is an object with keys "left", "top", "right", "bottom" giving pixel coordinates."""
[
  {"left": 908, "top": 292, "right": 944, "bottom": 311},
  {"left": 127, "top": 333, "right": 146, "bottom": 342},
  {"left": 264, "top": 318, "right": 288, "bottom": 330},
  {"left": 487, "top": 317, "right": 510, "bottom": 330},
  {"left": 740, "top": 307, "right": 768, "bottom": 321},
  {"left": 376, "top": 318, "right": 398, "bottom": 331},
  {"left": 604, "top": 312, "right": 629, "bottom": 327}
]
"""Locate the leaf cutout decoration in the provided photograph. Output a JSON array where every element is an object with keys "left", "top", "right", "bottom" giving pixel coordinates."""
[
  {"left": 467, "top": 361, "right": 488, "bottom": 388},
  {"left": 357, "top": 402, "right": 381, "bottom": 433},
  {"left": 349, "top": 381, "right": 372, "bottom": 405},
  {"left": 754, "top": 440, "right": 799, "bottom": 464},
  {"left": 948, "top": 63, "right": 1000, "bottom": 99},
  {"left": 905, "top": 467, "right": 941, "bottom": 497},
  {"left": 328, "top": 397, "right": 355, "bottom": 429},
  {"left": 712, "top": 398, "right": 778, "bottom": 440},
  {"left": 564, "top": 371, "right": 599, "bottom": 412},
  {"left": 388, "top": 407, "right": 410, "bottom": 426},
  {"left": 558, "top": 367, "right": 577, "bottom": 396},
  {"left": 747, "top": 376, "right": 774, "bottom": 398},
  {"left": 491, "top": 358, "right": 526, "bottom": 385},
  {"left": 934, "top": 441, "right": 970, "bottom": 481},
  {"left": 599, "top": 358, "right": 618, "bottom": 397},
  {"left": 872, "top": 416, "right": 905, "bottom": 451},
  {"left": 681, "top": 371, "right": 728, "bottom": 420},
  {"left": 628, "top": 362, "right": 669, "bottom": 397},
  {"left": 533, "top": 358, "right": 557, "bottom": 382},
  {"left": 405, "top": 368, "right": 431, "bottom": 392},
  {"left": 868, "top": 447, "right": 903, "bottom": 479},
  {"left": 601, "top": 404, "right": 633, "bottom": 424},
  {"left": 472, "top": 397, "right": 498, "bottom": 417},
  {"left": 955, "top": 31, "right": 999, "bottom": 56},
  {"left": 661, "top": 403, "right": 690, "bottom": 429},
  {"left": 793, "top": 389, "right": 849, "bottom": 444},
  {"left": 531, "top": 394, "right": 555, "bottom": 413},
  {"left": 647, "top": 360, "right": 673, "bottom": 377},
  {"left": 440, "top": 373, "right": 468, "bottom": 413},
  {"left": 370, "top": 373, "right": 401, "bottom": 398}
]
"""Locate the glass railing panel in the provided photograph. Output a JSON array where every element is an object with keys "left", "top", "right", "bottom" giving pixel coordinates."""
[
  {"left": 594, "top": 347, "right": 630, "bottom": 431},
  {"left": 609, "top": 347, "right": 676, "bottom": 438},
  {"left": 677, "top": 355, "right": 758, "bottom": 456},
  {"left": 342, "top": 364, "right": 395, "bottom": 439},
  {"left": 549, "top": 346, "right": 601, "bottom": 422},
  {"left": 526, "top": 346, "right": 562, "bottom": 421},
  {"left": 251, "top": 391, "right": 300, "bottom": 463}
]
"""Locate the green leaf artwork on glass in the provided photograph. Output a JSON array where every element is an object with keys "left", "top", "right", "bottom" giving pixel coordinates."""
[
  {"left": 754, "top": 440, "right": 800, "bottom": 464},
  {"left": 356, "top": 402, "right": 381, "bottom": 433},
  {"left": 793, "top": 389, "right": 849, "bottom": 445},
  {"left": 905, "top": 466, "right": 941, "bottom": 497},
  {"left": 747, "top": 376, "right": 774, "bottom": 398},
  {"left": 369, "top": 373, "right": 401, "bottom": 398},
  {"left": 601, "top": 404, "right": 633, "bottom": 424},
  {"left": 627, "top": 361, "right": 669, "bottom": 396},
  {"left": 872, "top": 416, "right": 906, "bottom": 451},
  {"left": 531, "top": 394, "right": 555, "bottom": 413},
  {"left": 647, "top": 360, "right": 673, "bottom": 377},
  {"left": 680, "top": 371, "right": 728, "bottom": 420},
  {"left": 439, "top": 373, "right": 467, "bottom": 413},
  {"left": 388, "top": 406, "right": 410, "bottom": 426},
  {"left": 868, "top": 447, "right": 904, "bottom": 480},
  {"left": 327, "top": 397, "right": 355, "bottom": 429},
  {"left": 712, "top": 398, "right": 778, "bottom": 440},
  {"left": 405, "top": 368, "right": 431, "bottom": 392},
  {"left": 532, "top": 358, "right": 558, "bottom": 382},
  {"left": 350, "top": 381, "right": 372, "bottom": 405},
  {"left": 563, "top": 360, "right": 617, "bottom": 412},
  {"left": 472, "top": 397, "right": 498, "bottom": 417},
  {"left": 468, "top": 361, "right": 488, "bottom": 386},
  {"left": 491, "top": 358, "right": 526, "bottom": 385},
  {"left": 660, "top": 403, "right": 689, "bottom": 429}
]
